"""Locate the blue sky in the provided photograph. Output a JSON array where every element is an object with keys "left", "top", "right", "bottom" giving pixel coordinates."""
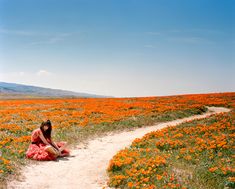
[{"left": 0, "top": 0, "right": 234, "bottom": 97}]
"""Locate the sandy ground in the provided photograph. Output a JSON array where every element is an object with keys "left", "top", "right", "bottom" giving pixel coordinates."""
[{"left": 7, "top": 106, "right": 230, "bottom": 189}]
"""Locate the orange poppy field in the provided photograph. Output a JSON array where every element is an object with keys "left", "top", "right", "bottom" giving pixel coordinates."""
[
  {"left": 0, "top": 92, "right": 234, "bottom": 188},
  {"left": 107, "top": 93, "right": 235, "bottom": 189}
]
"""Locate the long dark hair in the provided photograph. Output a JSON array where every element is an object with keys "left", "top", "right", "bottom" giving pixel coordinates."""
[{"left": 40, "top": 120, "right": 52, "bottom": 140}]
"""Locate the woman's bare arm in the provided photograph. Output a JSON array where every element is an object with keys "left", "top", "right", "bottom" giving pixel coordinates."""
[
  {"left": 38, "top": 131, "right": 53, "bottom": 146},
  {"left": 51, "top": 140, "right": 60, "bottom": 151}
]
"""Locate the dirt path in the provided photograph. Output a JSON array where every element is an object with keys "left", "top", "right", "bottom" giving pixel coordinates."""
[{"left": 7, "top": 106, "right": 230, "bottom": 189}]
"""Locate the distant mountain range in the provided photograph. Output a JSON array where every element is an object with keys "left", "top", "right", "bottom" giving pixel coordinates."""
[{"left": 0, "top": 82, "right": 109, "bottom": 99}]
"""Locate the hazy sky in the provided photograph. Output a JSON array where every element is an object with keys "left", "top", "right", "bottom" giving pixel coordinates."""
[{"left": 0, "top": 0, "right": 234, "bottom": 97}]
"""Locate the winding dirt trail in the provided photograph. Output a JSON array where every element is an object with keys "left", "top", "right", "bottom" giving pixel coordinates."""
[{"left": 7, "top": 106, "right": 230, "bottom": 189}]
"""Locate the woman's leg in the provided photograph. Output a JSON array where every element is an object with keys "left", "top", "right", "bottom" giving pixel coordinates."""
[
  {"left": 58, "top": 142, "right": 68, "bottom": 152},
  {"left": 45, "top": 145, "right": 59, "bottom": 157},
  {"left": 56, "top": 142, "right": 69, "bottom": 157}
]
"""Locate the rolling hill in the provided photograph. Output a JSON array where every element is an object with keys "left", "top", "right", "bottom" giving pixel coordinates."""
[{"left": 0, "top": 82, "right": 107, "bottom": 99}]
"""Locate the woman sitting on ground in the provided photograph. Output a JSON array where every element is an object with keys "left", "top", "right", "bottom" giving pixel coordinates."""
[{"left": 26, "top": 120, "right": 70, "bottom": 161}]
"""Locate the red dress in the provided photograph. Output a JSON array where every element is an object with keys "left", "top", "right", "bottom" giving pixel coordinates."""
[{"left": 26, "top": 128, "right": 70, "bottom": 161}]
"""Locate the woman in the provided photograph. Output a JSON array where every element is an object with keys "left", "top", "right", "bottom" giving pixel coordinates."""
[{"left": 26, "top": 120, "right": 70, "bottom": 161}]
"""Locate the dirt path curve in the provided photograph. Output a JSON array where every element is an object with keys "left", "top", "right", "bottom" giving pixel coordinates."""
[{"left": 7, "top": 106, "right": 230, "bottom": 189}]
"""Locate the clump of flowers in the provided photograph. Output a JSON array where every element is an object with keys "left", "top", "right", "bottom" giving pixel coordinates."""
[{"left": 107, "top": 95, "right": 235, "bottom": 188}]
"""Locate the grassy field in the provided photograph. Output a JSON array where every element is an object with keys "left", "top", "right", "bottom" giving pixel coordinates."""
[
  {"left": 107, "top": 94, "right": 235, "bottom": 189},
  {"left": 0, "top": 92, "right": 234, "bottom": 187}
]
